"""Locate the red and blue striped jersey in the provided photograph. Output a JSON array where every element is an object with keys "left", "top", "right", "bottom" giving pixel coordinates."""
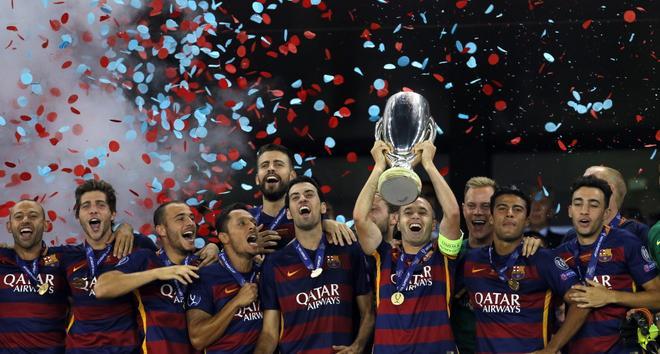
[
  {"left": 556, "top": 227, "right": 658, "bottom": 354},
  {"left": 61, "top": 234, "right": 156, "bottom": 354},
  {"left": 114, "top": 249, "right": 199, "bottom": 354},
  {"left": 564, "top": 214, "right": 650, "bottom": 246},
  {"left": 186, "top": 262, "right": 262, "bottom": 353},
  {"left": 372, "top": 240, "right": 457, "bottom": 353},
  {"left": 0, "top": 246, "right": 69, "bottom": 354},
  {"left": 463, "top": 246, "right": 578, "bottom": 353},
  {"left": 260, "top": 241, "right": 370, "bottom": 353}
]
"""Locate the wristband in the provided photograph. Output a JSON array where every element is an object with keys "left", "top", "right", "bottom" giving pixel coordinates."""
[{"left": 437, "top": 231, "right": 464, "bottom": 256}]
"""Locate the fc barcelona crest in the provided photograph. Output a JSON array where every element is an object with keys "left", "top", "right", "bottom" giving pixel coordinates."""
[
  {"left": 511, "top": 265, "right": 526, "bottom": 281},
  {"left": 598, "top": 248, "right": 612, "bottom": 263},
  {"left": 42, "top": 254, "right": 59, "bottom": 267},
  {"left": 326, "top": 255, "right": 341, "bottom": 269}
]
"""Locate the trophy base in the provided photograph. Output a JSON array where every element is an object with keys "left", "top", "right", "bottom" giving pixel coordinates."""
[{"left": 377, "top": 167, "right": 422, "bottom": 206}]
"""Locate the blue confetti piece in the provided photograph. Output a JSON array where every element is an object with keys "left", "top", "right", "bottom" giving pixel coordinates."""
[
  {"left": 378, "top": 43, "right": 385, "bottom": 52},
  {"left": 445, "top": 82, "right": 453, "bottom": 89},
  {"left": 324, "top": 137, "right": 336, "bottom": 148},
  {"left": 238, "top": 117, "right": 253, "bottom": 132},
  {"left": 650, "top": 149, "right": 657, "bottom": 160},
  {"left": 186, "top": 198, "right": 201, "bottom": 206},
  {"left": 313, "top": 100, "right": 325, "bottom": 111},
  {"left": 363, "top": 41, "right": 375, "bottom": 49},
  {"left": 20, "top": 70, "right": 32, "bottom": 85},
  {"left": 572, "top": 90, "right": 581, "bottom": 101},
  {"left": 373, "top": 79, "right": 385, "bottom": 90},
  {"left": 294, "top": 154, "right": 303, "bottom": 166},
  {"left": 194, "top": 238, "right": 206, "bottom": 249},
  {"left": 383, "top": 64, "right": 396, "bottom": 70},
  {"left": 465, "top": 42, "right": 477, "bottom": 54},
  {"left": 266, "top": 122, "right": 277, "bottom": 135},
  {"left": 201, "top": 153, "right": 217, "bottom": 163},
  {"left": 466, "top": 56, "right": 477, "bottom": 68},
  {"left": 393, "top": 24, "right": 401, "bottom": 33},
  {"left": 303, "top": 169, "right": 312, "bottom": 177},
  {"left": 250, "top": 14, "right": 263, "bottom": 24},
  {"left": 160, "top": 161, "right": 175, "bottom": 172},
  {"left": 133, "top": 71, "right": 145, "bottom": 83},
  {"left": 37, "top": 166, "right": 51, "bottom": 176},
  {"left": 544, "top": 122, "right": 561, "bottom": 132},
  {"left": 485, "top": 4, "right": 494, "bottom": 14},
  {"left": 602, "top": 99, "right": 613, "bottom": 109},
  {"left": 554, "top": 203, "right": 561, "bottom": 215},
  {"left": 397, "top": 56, "right": 410, "bottom": 67},
  {"left": 542, "top": 186, "right": 549, "bottom": 197},
  {"left": 368, "top": 105, "right": 380, "bottom": 117},
  {"left": 420, "top": 12, "right": 427, "bottom": 24},
  {"left": 592, "top": 102, "right": 603, "bottom": 112},
  {"left": 231, "top": 159, "right": 247, "bottom": 170},
  {"left": 290, "top": 98, "right": 302, "bottom": 105},
  {"left": 543, "top": 52, "right": 555, "bottom": 63},
  {"left": 17, "top": 96, "right": 28, "bottom": 107},
  {"left": 0, "top": 116, "right": 5, "bottom": 126},
  {"left": 151, "top": 177, "right": 163, "bottom": 192},
  {"left": 323, "top": 74, "right": 334, "bottom": 83},
  {"left": 354, "top": 67, "right": 364, "bottom": 76},
  {"left": 31, "top": 84, "right": 43, "bottom": 95},
  {"left": 241, "top": 183, "right": 253, "bottom": 191},
  {"left": 311, "top": 0, "right": 321, "bottom": 4},
  {"left": 576, "top": 104, "right": 588, "bottom": 114},
  {"left": 455, "top": 40, "right": 463, "bottom": 52},
  {"left": 457, "top": 113, "right": 470, "bottom": 120},
  {"left": 291, "top": 79, "right": 302, "bottom": 88}
]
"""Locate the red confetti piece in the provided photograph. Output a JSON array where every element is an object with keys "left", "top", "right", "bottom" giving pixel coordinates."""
[
  {"left": 623, "top": 10, "right": 636, "bottom": 23},
  {"left": 47, "top": 210, "right": 57, "bottom": 221},
  {"left": 72, "top": 124, "right": 83, "bottom": 135},
  {"left": 19, "top": 172, "right": 31, "bottom": 181},
  {"left": 50, "top": 87, "right": 61, "bottom": 97},
  {"left": 70, "top": 107, "right": 80, "bottom": 115},
  {"left": 439, "top": 166, "right": 449, "bottom": 177},
  {"left": 47, "top": 112, "right": 57, "bottom": 122},
  {"left": 6, "top": 25, "right": 18, "bottom": 31},
  {"left": 338, "top": 106, "right": 351, "bottom": 117},
  {"left": 510, "top": 137, "right": 521, "bottom": 145},
  {"left": 320, "top": 185, "right": 332, "bottom": 194},
  {"left": 328, "top": 116, "right": 338, "bottom": 128},
  {"left": 109, "top": 140, "right": 120, "bottom": 152},
  {"left": 163, "top": 178, "right": 176, "bottom": 189},
  {"left": 455, "top": 0, "right": 468, "bottom": 9},
  {"left": 49, "top": 20, "right": 61, "bottom": 31},
  {"left": 487, "top": 53, "right": 499, "bottom": 65},
  {"left": 655, "top": 130, "right": 660, "bottom": 141},
  {"left": 581, "top": 19, "right": 593, "bottom": 29},
  {"left": 61, "top": 12, "right": 69, "bottom": 24},
  {"left": 303, "top": 30, "right": 316, "bottom": 39},
  {"left": 67, "top": 94, "right": 78, "bottom": 104},
  {"left": 141, "top": 154, "right": 151, "bottom": 164},
  {"left": 557, "top": 139, "right": 567, "bottom": 151},
  {"left": 482, "top": 84, "right": 493, "bottom": 95},
  {"left": 432, "top": 73, "right": 445, "bottom": 83},
  {"left": 228, "top": 148, "right": 240, "bottom": 161},
  {"left": 61, "top": 60, "right": 72, "bottom": 69},
  {"left": 346, "top": 152, "right": 358, "bottom": 163},
  {"left": 494, "top": 100, "right": 507, "bottom": 111},
  {"left": 36, "top": 105, "right": 45, "bottom": 116}
]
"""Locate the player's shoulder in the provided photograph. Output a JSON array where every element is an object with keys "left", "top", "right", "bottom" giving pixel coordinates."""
[
  {"left": 608, "top": 227, "right": 641, "bottom": 247},
  {"left": 464, "top": 244, "right": 487, "bottom": 262},
  {"left": 527, "top": 247, "right": 561, "bottom": 267},
  {"left": 0, "top": 248, "right": 16, "bottom": 264},
  {"left": 198, "top": 262, "right": 226, "bottom": 278}
]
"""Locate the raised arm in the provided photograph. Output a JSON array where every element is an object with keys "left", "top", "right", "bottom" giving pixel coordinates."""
[
  {"left": 353, "top": 141, "right": 391, "bottom": 255},
  {"left": 414, "top": 141, "right": 461, "bottom": 240},
  {"left": 94, "top": 265, "right": 198, "bottom": 299},
  {"left": 187, "top": 283, "right": 258, "bottom": 350},
  {"left": 253, "top": 309, "right": 281, "bottom": 354}
]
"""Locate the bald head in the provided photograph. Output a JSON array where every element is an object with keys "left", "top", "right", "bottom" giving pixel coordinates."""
[
  {"left": 584, "top": 166, "right": 626, "bottom": 210},
  {"left": 6, "top": 199, "right": 47, "bottom": 252}
]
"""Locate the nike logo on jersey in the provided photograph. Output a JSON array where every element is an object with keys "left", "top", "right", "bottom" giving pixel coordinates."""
[
  {"left": 72, "top": 264, "right": 85, "bottom": 273},
  {"left": 287, "top": 268, "right": 302, "bottom": 277},
  {"left": 224, "top": 287, "right": 239, "bottom": 295}
]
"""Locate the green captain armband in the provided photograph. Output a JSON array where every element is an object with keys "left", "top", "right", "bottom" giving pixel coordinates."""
[{"left": 437, "top": 231, "right": 464, "bottom": 256}]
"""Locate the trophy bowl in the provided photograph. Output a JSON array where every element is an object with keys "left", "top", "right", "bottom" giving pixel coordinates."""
[{"left": 375, "top": 92, "right": 438, "bottom": 206}]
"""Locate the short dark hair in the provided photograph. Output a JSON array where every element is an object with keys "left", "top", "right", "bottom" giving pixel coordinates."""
[
  {"left": 570, "top": 175, "right": 612, "bottom": 208},
  {"left": 74, "top": 180, "right": 117, "bottom": 218},
  {"left": 285, "top": 176, "right": 326, "bottom": 209},
  {"left": 215, "top": 203, "right": 251, "bottom": 233},
  {"left": 9, "top": 199, "right": 45, "bottom": 220},
  {"left": 490, "top": 186, "right": 531, "bottom": 217},
  {"left": 256, "top": 143, "right": 295, "bottom": 168},
  {"left": 153, "top": 201, "right": 187, "bottom": 226}
]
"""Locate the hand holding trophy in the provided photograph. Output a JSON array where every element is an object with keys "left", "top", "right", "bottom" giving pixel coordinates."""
[{"left": 374, "top": 91, "right": 439, "bottom": 206}]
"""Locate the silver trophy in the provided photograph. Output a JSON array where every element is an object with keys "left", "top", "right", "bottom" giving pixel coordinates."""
[{"left": 374, "top": 92, "right": 438, "bottom": 206}]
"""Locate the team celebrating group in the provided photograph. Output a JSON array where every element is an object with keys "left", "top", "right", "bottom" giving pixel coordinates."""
[{"left": 1, "top": 140, "right": 659, "bottom": 354}]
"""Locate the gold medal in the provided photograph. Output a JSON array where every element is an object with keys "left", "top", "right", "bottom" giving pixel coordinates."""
[
  {"left": 508, "top": 279, "right": 519, "bottom": 291},
  {"left": 391, "top": 292, "right": 405, "bottom": 306},
  {"left": 38, "top": 282, "right": 49, "bottom": 295},
  {"left": 310, "top": 268, "right": 323, "bottom": 278}
]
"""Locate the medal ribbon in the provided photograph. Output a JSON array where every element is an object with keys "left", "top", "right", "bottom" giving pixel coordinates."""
[
  {"left": 570, "top": 227, "right": 608, "bottom": 281},
  {"left": 609, "top": 212, "right": 622, "bottom": 228},
  {"left": 293, "top": 237, "right": 326, "bottom": 273},
  {"left": 488, "top": 246, "right": 521, "bottom": 284},
  {"left": 219, "top": 251, "right": 256, "bottom": 286},
  {"left": 254, "top": 205, "right": 287, "bottom": 231},
  {"left": 394, "top": 241, "right": 433, "bottom": 293},
  {"left": 159, "top": 250, "right": 193, "bottom": 299},
  {"left": 15, "top": 256, "right": 41, "bottom": 288},
  {"left": 85, "top": 242, "right": 113, "bottom": 279}
]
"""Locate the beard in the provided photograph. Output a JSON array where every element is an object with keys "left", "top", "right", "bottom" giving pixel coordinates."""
[{"left": 260, "top": 182, "right": 287, "bottom": 202}]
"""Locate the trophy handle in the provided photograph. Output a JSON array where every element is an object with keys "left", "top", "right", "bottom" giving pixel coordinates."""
[
  {"left": 374, "top": 118, "right": 384, "bottom": 141},
  {"left": 426, "top": 118, "right": 438, "bottom": 142}
]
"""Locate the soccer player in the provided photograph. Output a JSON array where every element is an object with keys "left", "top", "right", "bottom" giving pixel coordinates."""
[
  {"left": 558, "top": 176, "right": 660, "bottom": 353},
  {"left": 255, "top": 176, "right": 374, "bottom": 353},
  {"left": 94, "top": 201, "right": 206, "bottom": 354},
  {"left": 186, "top": 203, "right": 263, "bottom": 353},
  {"left": 564, "top": 165, "right": 649, "bottom": 244},
  {"left": 463, "top": 186, "right": 588, "bottom": 353},
  {"left": 0, "top": 200, "right": 68, "bottom": 353},
  {"left": 353, "top": 140, "right": 463, "bottom": 353},
  {"left": 60, "top": 179, "right": 158, "bottom": 353},
  {"left": 525, "top": 188, "right": 563, "bottom": 249},
  {"left": 252, "top": 143, "right": 356, "bottom": 252}
]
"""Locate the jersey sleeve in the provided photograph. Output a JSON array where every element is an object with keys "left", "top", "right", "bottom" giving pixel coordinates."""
[
  {"left": 535, "top": 249, "right": 579, "bottom": 298},
  {"left": 133, "top": 233, "right": 158, "bottom": 251},
  {"left": 259, "top": 256, "right": 279, "bottom": 310},
  {"left": 351, "top": 244, "right": 371, "bottom": 296},
  {"left": 623, "top": 234, "right": 658, "bottom": 286},
  {"left": 114, "top": 249, "right": 151, "bottom": 274},
  {"left": 186, "top": 268, "right": 215, "bottom": 314},
  {"left": 648, "top": 222, "right": 660, "bottom": 265}
]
